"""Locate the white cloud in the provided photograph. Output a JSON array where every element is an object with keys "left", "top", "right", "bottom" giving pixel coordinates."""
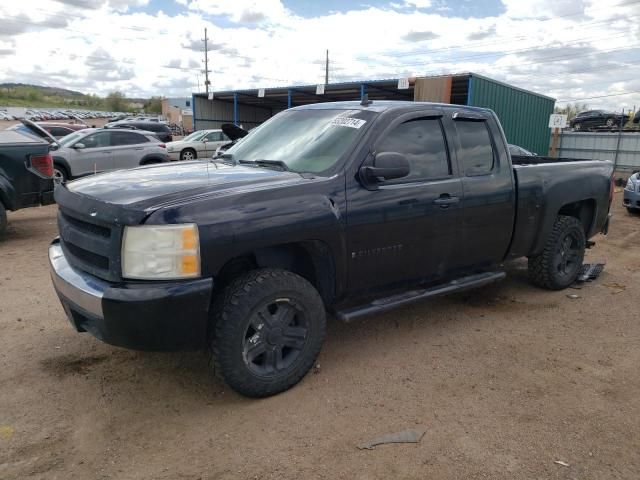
[{"left": 0, "top": 0, "right": 638, "bottom": 109}]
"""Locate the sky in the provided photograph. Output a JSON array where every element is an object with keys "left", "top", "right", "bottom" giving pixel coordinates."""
[{"left": 0, "top": 0, "right": 639, "bottom": 109}]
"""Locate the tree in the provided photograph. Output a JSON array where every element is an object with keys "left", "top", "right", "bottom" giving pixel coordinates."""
[
  {"left": 105, "top": 91, "right": 126, "bottom": 111},
  {"left": 144, "top": 96, "right": 163, "bottom": 114}
]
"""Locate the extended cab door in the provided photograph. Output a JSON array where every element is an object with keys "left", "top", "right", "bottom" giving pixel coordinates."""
[
  {"left": 346, "top": 111, "right": 463, "bottom": 293},
  {"left": 450, "top": 113, "right": 515, "bottom": 269}
]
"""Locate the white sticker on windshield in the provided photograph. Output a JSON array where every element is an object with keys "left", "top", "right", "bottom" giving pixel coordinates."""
[{"left": 331, "top": 117, "right": 366, "bottom": 129}]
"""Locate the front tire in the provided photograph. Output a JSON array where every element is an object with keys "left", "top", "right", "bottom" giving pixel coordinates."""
[
  {"left": 573, "top": 123, "right": 582, "bottom": 131},
  {"left": 180, "top": 149, "right": 196, "bottom": 161},
  {"left": 528, "top": 215, "right": 586, "bottom": 290},
  {"left": 211, "top": 268, "right": 326, "bottom": 398},
  {"left": 605, "top": 117, "right": 615, "bottom": 128}
]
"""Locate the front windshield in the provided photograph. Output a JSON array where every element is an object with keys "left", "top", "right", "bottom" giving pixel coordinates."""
[
  {"left": 183, "top": 131, "right": 206, "bottom": 142},
  {"left": 225, "top": 109, "right": 374, "bottom": 174},
  {"left": 58, "top": 130, "right": 88, "bottom": 147}
]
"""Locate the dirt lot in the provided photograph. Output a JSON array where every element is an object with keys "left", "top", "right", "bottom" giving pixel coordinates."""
[{"left": 0, "top": 194, "right": 639, "bottom": 479}]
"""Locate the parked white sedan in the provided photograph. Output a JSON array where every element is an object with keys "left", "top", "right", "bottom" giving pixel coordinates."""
[{"left": 166, "top": 129, "right": 230, "bottom": 161}]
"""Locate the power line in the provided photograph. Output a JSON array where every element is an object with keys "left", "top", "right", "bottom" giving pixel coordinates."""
[
  {"left": 347, "top": 31, "right": 633, "bottom": 69},
  {"left": 558, "top": 90, "right": 640, "bottom": 102},
  {"left": 353, "top": 1, "right": 640, "bottom": 62}
]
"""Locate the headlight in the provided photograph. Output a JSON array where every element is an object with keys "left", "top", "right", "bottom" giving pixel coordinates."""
[{"left": 122, "top": 224, "right": 200, "bottom": 279}]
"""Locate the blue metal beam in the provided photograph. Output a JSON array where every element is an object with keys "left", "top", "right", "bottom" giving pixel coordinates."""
[
  {"left": 360, "top": 83, "right": 366, "bottom": 100},
  {"left": 233, "top": 93, "right": 238, "bottom": 125},
  {"left": 287, "top": 89, "right": 292, "bottom": 109},
  {"left": 191, "top": 93, "right": 196, "bottom": 131}
]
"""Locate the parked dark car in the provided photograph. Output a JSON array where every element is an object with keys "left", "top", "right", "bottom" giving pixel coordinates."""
[
  {"left": 49, "top": 101, "right": 614, "bottom": 397},
  {"left": 37, "top": 122, "right": 88, "bottom": 139},
  {"left": 105, "top": 121, "right": 173, "bottom": 143},
  {"left": 633, "top": 110, "right": 640, "bottom": 124},
  {"left": 508, "top": 144, "right": 536, "bottom": 156},
  {"left": 569, "top": 110, "right": 629, "bottom": 131},
  {"left": 0, "top": 122, "right": 55, "bottom": 236}
]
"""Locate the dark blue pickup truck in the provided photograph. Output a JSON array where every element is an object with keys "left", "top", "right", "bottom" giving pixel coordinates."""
[
  {"left": 49, "top": 101, "right": 613, "bottom": 397},
  {"left": 0, "top": 124, "right": 55, "bottom": 236}
]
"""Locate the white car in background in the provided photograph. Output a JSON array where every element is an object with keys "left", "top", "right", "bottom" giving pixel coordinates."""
[{"left": 166, "top": 129, "right": 229, "bottom": 161}]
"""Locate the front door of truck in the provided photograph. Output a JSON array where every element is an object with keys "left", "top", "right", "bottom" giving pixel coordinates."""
[{"left": 346, "top": 112, "right": 463, "bottom": 293}]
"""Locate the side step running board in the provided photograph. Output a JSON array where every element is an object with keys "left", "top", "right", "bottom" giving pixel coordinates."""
[{"left": 334, "top": 271, "right": 506, "bottom": 323}]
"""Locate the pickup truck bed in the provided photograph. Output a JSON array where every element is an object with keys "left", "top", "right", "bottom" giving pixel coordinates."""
[
  {"left": 48, "top": 100, "right": 613, "bottom": 397},
  {"left": 0, "top": 130, "right": 55, "bottom": 236}
]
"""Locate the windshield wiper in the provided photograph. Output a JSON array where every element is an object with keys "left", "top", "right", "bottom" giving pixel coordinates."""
[{"left": 239, "top": 159, "right": 290, "bottom": 171}]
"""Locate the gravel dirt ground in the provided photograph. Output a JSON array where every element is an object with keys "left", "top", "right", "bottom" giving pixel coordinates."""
[{"left": 0, "top": 194, "right": 639, "bottom": 480}]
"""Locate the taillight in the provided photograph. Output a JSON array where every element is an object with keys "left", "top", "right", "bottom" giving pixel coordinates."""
[
  {"left": 31, "top": 154, "right": 54, "bottom": 178},
  {"left": 158, "top": 144, "right": 166, "bottom": 148}
]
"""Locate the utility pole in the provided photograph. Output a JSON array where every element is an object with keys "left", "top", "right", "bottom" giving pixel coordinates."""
[
  {"left": 325, "top": 49, "right": 329, "bottom": 85},
  {"left": 203, "top": 28, "right": 211, "bottom": 94}
]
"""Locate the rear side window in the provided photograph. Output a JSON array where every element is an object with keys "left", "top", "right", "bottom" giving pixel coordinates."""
[
  {"left": 204, "top": 131, "right": 222, "bottom": 141},
  {"left": 376, "top": 118, "right": 450, "bottom": 183},
  {"left": 81, "top": 131, "right": 111, "bottom": 148},
  {"left": 111, "top": 131, "right": 148, "bottom": 146},
  {"left": 49, "top": 127, "right": 73, "bottom": 137},
  {"left": 455, "top": 121, "right": 495, "bottom": 176}
]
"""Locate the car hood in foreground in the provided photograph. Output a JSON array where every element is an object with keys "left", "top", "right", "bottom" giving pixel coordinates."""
[{"left": 66, "top": 160, "right": 304, "bottom": 209}]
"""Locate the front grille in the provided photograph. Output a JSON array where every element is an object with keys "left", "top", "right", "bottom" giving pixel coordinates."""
[
  {"left": 58, "top": 209, "right": 122, "bottom": 281},
  {"left": 61, "top": 212, "right": 111, "bottom": 238}
]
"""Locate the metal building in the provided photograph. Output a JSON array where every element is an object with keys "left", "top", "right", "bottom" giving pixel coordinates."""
[{"left": 192, "top": 72, "right": 555, "bottom": 155}]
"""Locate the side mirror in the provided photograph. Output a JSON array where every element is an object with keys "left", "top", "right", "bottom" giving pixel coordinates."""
[
  {"left": 361, "top": 152, "right": 410, "bottom": 183},
  {"left": 73, "top": 143, "right": 86, "bottom": 149}
]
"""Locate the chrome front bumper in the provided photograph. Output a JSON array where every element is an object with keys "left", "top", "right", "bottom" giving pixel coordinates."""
[{"left": 49, "top": 241, "right": 107, "bottom": 319}]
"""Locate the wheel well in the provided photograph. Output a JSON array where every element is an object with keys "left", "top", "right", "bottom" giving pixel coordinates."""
[
  {"left": 558, "top": 199, "right": 595, "bottom": 235},
  {"left": 140, "top": 156, "right": 164, "bottom": 165},
  {"left": 217, "top": 241, "right": 336, "bottom": 305},
  {"left": 53, "top": 162, "right": 69, "bottom": 176}
]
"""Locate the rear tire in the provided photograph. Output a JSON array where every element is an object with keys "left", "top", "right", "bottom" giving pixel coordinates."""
[
  {"left": 605, "top": 117, "right": 615, "bottom": 128},
  {"left": 53, "top": 165, "right": 68, "bottom": 184},
  {"left": 0, "top": 201, "right": 7, "bottom": 238},
  {"left": 528, "top": 215, "right": 586, "bottom": 290},
  {"left": 211, "top": 268, "right": 326, "bottom": 398},
  {"left": 180, "top": 149, "right": 196, "bottom": 161}
]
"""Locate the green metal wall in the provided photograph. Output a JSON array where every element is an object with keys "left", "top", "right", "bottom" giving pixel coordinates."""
[{"left": 467, "top": 73, "right": 555, "bottom": 155}]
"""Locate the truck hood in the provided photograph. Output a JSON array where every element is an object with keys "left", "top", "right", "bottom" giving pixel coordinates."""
[{"left": 66, "top": 161, "right": 304, "bottom": 209}]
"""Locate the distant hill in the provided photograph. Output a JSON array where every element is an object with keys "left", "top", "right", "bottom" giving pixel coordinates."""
[
  {"left": 0, "top": 83, "right": 86, "bottom": 99},
  {"left": 0, "top": 83, "right": 155, "bottom": 112}
]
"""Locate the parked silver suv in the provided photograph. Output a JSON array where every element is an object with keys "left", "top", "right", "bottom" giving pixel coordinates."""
[{"left": 52, "top": 128, "right": 169, "bottom": 183}]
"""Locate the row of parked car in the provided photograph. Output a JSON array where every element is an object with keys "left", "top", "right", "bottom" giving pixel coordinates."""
[
  {"left": 0, "top": 108, "right": 128, "bottom": 122},
  {"left": 5, "top": 119, "right": 246, "bottom": 184},
  {"left": 0, "top": 118, "right": 248, "bottom": 236}
]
